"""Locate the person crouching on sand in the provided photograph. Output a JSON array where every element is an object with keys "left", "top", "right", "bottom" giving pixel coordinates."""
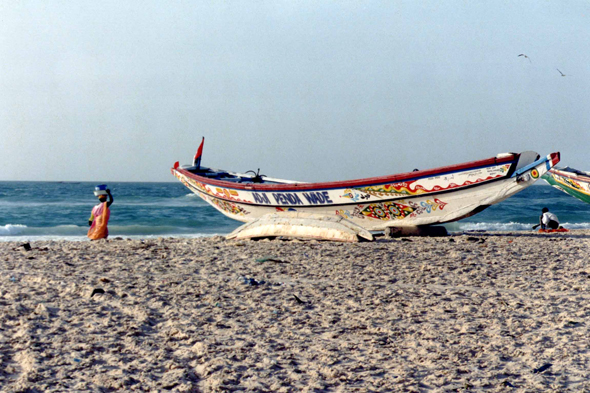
[
  {"left": 539, "top": 207, "right": 559, "bottom": 230},
  {"left": 88, "top": 185, "right": 113, "bottom": 240}
]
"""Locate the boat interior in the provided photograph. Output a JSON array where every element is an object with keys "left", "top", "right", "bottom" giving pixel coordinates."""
[
  {"left": 559, "top": 167, "right": 590, "bottom": 178},
  {"left": 180, "top": 165, "right": 300, "bottom": 185}
]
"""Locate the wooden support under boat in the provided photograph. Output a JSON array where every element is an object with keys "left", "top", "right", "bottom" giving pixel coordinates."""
[{"left": 226, "top": 213, "right": 374, "bottom": 242}]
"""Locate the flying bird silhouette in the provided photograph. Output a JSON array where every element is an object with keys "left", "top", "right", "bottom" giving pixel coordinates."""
[
  {"left": 557, "top": 69, "right": 566, "bottom": 77},
  {"left": 518, "top": 54, "right": 532, "bottom": 62}
]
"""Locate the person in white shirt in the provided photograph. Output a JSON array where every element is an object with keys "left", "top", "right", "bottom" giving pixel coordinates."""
[{"left": 540, "top": 207, "right": 559, "bottom": 230}]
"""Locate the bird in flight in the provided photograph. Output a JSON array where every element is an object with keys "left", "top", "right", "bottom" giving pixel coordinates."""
[
  {"left": 557, "top": 69, "right": 566, "bottom": 77},
  {"left": 518, "top": 54, "right": 532, "bottom": 62}
]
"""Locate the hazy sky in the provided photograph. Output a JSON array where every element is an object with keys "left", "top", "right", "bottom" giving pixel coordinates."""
[{"left": 1, "top": 1, "right": 589, "bottom": 182}]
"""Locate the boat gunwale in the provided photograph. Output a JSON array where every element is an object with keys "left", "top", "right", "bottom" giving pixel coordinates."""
[
  {"left": 549, "top": 168, "right": 590, "bottom": 183},
  {"left": 174, "top": 153, "right": 519, "bottom": 192}
]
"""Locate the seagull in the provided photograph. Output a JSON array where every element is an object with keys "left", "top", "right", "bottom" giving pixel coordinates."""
[
  {"left": 518, "top": 54, "right": 532, "bottom": 63},
  {"left": 557, "top": 68, "right": 566, "bottom": 77}
]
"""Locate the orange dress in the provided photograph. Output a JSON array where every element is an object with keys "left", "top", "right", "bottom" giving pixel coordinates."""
[{"left": 88, "top": 202, "right": 110, "bottom": 240}]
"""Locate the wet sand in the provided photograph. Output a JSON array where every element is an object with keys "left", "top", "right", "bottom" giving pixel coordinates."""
[{"left": 1, "top": 231, "right": 590, "bottom": 392}]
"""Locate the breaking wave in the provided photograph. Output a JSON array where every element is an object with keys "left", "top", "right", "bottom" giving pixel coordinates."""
[
  {"left": 0, "top": 223, "right": 227, "bottom": 241},
  {"left": 0, "top": 224, "right": 28, "bottom": 236},
  {"left": 453, "top": 221, "right": 590, "bottom": 232}
]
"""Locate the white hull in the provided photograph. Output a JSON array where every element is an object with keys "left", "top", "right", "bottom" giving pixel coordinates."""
[{"left": 173, "top": 151, "right": 559, "bottom": 231}]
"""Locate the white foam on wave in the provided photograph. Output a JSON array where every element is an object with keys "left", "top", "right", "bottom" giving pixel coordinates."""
[
  {"left": 0, "top": 233, "right": 224, "bottom": 242},
  {"left": 0, "top": 222, "right": 230, "bottom": 242},
  {"left": 0, "top": 224, "right": 87, "bottom": 239},
  {"left": 0, "top": 235, "right": 89, "bottom": 242},
  {"left": 458, "top": 222, "right": 540, "bottom": 231},
  {"left": 559, "top": 222, "right": 590, "bottom": 229},
  {"left": 0, "top": 224, "right": 27, "bottom": 236},
  {"left": 456, "top": 221, "right": 590, "bottom": 231}
]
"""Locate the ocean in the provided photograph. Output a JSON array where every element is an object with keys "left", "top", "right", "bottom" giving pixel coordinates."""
[{"left": 1, "top": 181, "right": 589, "bottom": 241}]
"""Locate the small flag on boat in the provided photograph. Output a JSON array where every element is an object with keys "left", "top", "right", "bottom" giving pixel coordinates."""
[{"left": 193, "top": 137, "right": 204, "bottom": 169}]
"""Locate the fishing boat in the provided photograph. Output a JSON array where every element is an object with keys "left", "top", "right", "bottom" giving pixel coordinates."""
[
  {"left": 171, "top": 139, "right": 560, "bottom": 233},
  {"left": 543, "top": 167, "right": 590, "bottom": 204}
]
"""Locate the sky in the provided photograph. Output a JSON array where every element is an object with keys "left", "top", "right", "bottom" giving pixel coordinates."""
[{"left": 1, "top": 1, "right": 589, "bottom": 182}]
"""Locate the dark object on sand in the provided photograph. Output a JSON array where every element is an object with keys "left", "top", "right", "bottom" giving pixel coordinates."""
[
  {"left": 293, "top": 295, "right": 306, "bottom": 304},
  {"left": 241, "top": 277, "right": 265, "bottom": 286},
  {"left": 90, "top": 288, "right": 105, "bottom": 298},
  {"left": 386, "top": 226, "right": 448, "bottom": 238},
  {"left": 533, "top": 363, "right": 552, "bottom": 374},
  {"left": 21, "top": 243, "right": 32, "bottom": 251}
]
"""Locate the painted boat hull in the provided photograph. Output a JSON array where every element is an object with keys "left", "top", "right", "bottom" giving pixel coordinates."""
[
  {"left": 172, "top": 151, "right": 560, "bottom": 231},
  {"left": 543, "top": 167, "right": 590, "bottom": 204}
]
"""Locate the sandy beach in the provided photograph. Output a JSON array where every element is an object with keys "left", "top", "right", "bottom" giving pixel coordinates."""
[{"left": 1, "top": 231, "right": 590, "bottom": 392}]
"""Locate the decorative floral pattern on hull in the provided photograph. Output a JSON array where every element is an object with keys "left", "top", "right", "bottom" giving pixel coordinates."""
[
  {"left": 355, "top": 165, "right": 510, "bottom": 197},
  {"left": 210, "top": 198, "right": 250, "bottom": 216},
  {"left": 337, "top": 199, "right": 447, "bottom": 221}
]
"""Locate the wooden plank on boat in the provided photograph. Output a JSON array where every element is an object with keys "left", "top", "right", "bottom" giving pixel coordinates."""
[{"left": 225, "top": 213, "right": 374, "bottom": 242}]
